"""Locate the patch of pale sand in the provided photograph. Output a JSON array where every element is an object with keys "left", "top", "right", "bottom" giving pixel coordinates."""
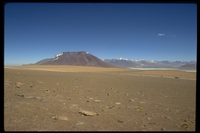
[
  {"left": 4, "top": 65, "right": 196, "bottom": 79},
  {"left": 4, "top": 65, "right": 128, "bottom": 72}
]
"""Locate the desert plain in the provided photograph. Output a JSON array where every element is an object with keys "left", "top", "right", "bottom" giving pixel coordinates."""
[{"left": 4, "top": 65, "right": 196, "bottom": 131}]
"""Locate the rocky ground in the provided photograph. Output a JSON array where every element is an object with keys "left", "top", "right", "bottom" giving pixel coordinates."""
[{"left": 4, "top": 66, "right": 196, "bottom": 131}]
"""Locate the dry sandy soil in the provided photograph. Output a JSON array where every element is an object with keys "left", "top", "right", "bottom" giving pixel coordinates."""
[{"left": 4, "top": 65, "right": 196, "bottom": 131}]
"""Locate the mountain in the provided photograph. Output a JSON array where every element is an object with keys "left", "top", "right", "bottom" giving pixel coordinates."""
[
  {"left": 34, "top": 51, "right": 115, "bottom": 67},
  {"left": 104, "top": 58, "right": 196, "bottom": 70},
  {"left": 178, "top": 64, "right": 196, "bottom": 71},
  {"left": 35, "top": 58, "right": 51, "bottom": 65}
]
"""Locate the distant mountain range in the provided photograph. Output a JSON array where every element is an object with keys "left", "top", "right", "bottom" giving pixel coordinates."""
[
  {"left": 33, "top": 51, "right": 115, "bottom": 67},
  {"left": 104, "top": 58, "right": 196, "bottom": 70},
  {"left": 24, "top": 51, "right": 196, "bottom": 71}
]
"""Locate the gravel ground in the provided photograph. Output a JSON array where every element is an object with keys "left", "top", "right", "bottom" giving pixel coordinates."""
[{"left": 4, "top": 66, "right": 196, "bottom": 131}]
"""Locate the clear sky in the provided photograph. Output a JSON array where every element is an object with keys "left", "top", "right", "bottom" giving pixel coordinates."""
[{"left": 4, "top": 3, "right": 197, "bottom": 66}]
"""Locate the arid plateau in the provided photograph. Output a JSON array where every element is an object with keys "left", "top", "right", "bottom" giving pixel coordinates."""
[{"left": 4, "top": 65, "right": 196, "bottom": 131}]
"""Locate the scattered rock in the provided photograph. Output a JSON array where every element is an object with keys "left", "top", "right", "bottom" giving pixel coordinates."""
[
  {"left": 141, "top": 125, "right": 147, "bottom": 129},
  {"left": 165, "top": 116, "right": 172, "bottom": 120},
  {"left": 26, "top": 96, "right": 36, "bottom": 100},
  {"left": 129, "top": 99, "right": 135, "bottom": 102},
  {"left": 29, "top": 84, "right": 34, "bottom": 88},
  {"left": 115, "top": 102, "right": 121, "bottom": 105},
  {"left": 69, "top": 104, "right": 79, "bottom": 109},
  {"left": 190, "top": 119, "right": 195, "bottom": 123},
  {"left": 15, "top": 94, "right": 24, "bottom": 98},
  {"left": 36, "top": 97, "right": 43, "bottom": 101},
  {"left": 161, "top": 127, "right": 166, "bottom": 131},
  {"left": 76, "top": 121, "right": 84, "bottom": 125},
  {"left": 175, "top": 77, "right": 179, "bottom": 79},
  {"left": 66, "top": 97, "right": 71, "bottom": 100},
  {"left": 118, "top": 120, "right": 123, "bottom": 123},
  {"left": 78, "top": 110, "right": 98, "bottom": 116},
  {"left": 14, "top": 82, "right": 23, "bottom": 88},
  {"left": 181, "top": 123, "right": 189, "bottom": 130},
  {"left": 52, "top": 116, "right": 59, "bottom": 120},
  {"left": 165, "top": 109, "right": 170, "bottom": 111},
  {"left": 94, "top": 100, "right": 101, "bottom": 102},
  {"left": 135, "top": 106, "right": 142, "bottom": 112},
  {"left": 139, "top": 101, "right": 145, "bottom": 104},
  {"left": 15, "top": 86, "right": 20, "bottom": 88},
  {"left": 52, "top": 115, "right": 68, "bottom": 120},
  {"left": 106, "top": 105, "right": 115, "bottom": 109}
]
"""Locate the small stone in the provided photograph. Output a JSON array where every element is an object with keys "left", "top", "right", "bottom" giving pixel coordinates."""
[
  {"left": 78, "top": 110, "right": 98, "bottom": 116},
  {"left": 118, "top": 120, "right": 123, "bottom": 123},
  {"left": 115, "top": 102, "right": 121, "bottom": 105},
  {"left": 141, "top": 125, "right": 147, "bottom": 129},
  {"left": 29, "top": 84, "right": 34, "bottom": 88},
  {"left": 14, "top": 82, "right": 23, "bottom": 88},
  {"left": 76, "top": 121, "right": 84, "bottom": 125},
  {"left": 129, "top": 99, "right": 135, "bottom": 102},
  {"left": 165, "top": 116, "right": 172, "bottom": 119},
  {"left": 190, "top": 119, "right": 195, "bottom": 123},
  {"left": 106, "top": 105, "right": 115, "bottom": 109},
  {"left": 52, "top": 115, "right": 59, "bottom": 120},
  {"left": 16, "top": 94, "right": 24, "bottom": 98},
  {"left": 165, "top": 109, "right": 170, "bottom": 111},
  {"left": 95, "top": 100, "right": 101, "bottom": 102},
  {"left": 52, "top": 115, "right": 68, "bottom": 120},
  {"left": 36, "top": 97, "right": 43, "bottom": 101},
  {"left": 181, "top": 123, "right": 189, "bottom": 129},
  {"left": 26, "top": 96, "right": 36, "bottom": 100}
]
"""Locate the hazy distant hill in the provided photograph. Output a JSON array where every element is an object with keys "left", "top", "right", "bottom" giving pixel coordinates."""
[
  {"left": 104, "top": 58, "right": 196, "bottom": 70},
  {"left": 34, "top": 51, "right": 115, "bottom": 67},
  {"left": 177, "top": 64, "right": 196, "bottom": 70}
]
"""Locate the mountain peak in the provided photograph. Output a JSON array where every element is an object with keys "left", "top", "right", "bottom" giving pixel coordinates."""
[{"left": 35, "top": 51, "right": 115, "bottom": 67}]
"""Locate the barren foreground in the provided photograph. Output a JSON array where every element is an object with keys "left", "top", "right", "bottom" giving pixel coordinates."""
[{"left": 4, "top": 66, "right": 196, "bottom": 131}]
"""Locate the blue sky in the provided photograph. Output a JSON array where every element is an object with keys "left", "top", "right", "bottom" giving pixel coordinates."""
[{"left": 4, "top": 3, "right": 197, "bottom": 66}]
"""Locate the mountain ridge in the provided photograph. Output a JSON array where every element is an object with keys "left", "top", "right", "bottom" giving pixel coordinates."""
[{"left": 104, "top": 58, "right": 196, "bottom": 70}]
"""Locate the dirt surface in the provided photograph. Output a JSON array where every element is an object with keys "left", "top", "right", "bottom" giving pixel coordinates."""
[{"left": 4, "top": 66, "right": 196, "bottom": 131}]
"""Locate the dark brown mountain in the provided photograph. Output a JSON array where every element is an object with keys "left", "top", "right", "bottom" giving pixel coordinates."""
[{"left": 35, "top": 51, "right": 115, "bottom": 67}]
